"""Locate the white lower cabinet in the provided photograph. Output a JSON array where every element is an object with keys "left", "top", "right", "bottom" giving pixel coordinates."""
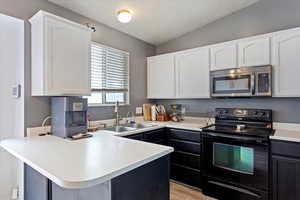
[
  {"left": 175, "top": 48, "right": 210, "bottom": 98},
  {"left": 272, "top": 28, "right": 300, "bottom": 97},
  {"left": 147, "top": 54, "right": 176, "bottom": 98}
]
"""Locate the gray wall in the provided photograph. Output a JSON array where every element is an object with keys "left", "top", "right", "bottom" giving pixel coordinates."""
[
  {"left": 0, "top": 0, "right": 155, "bottom": 127},
  {"left": 153, "top": 99, "right": 300, "bottom": 123},
  {"left": 154, "top": 0, "right": 300, "bottom": 123},
  {"left": 157, "top": 0, "right": 300, "bottom": 54}
]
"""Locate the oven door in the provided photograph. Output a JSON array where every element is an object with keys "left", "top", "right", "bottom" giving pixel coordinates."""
[
  {"left": 201, "top": 132, "right": 269, "bottom": 191},
  {"left": 211, "top": 73, "right": 255, "bottom": 97}
]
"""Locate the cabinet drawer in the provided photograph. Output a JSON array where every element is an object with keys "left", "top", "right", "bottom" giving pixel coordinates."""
[
  {"left": 168, "top": 139, "right": 201, "bottom": 154},
  {"left": 126, "top": 134, "right": 144, "bottom": 141},
  {"left": 171, "top": 164, "right": 202, "bottom": 188},
  {"left": 144, "top": 129, "right": 165, "bottom": 143},
  {"left": 171, "top": 151, "right": 201, "bottom": 170},
  {"left": 168, "top": 129, "right": 201, "bottom": 143},
  {"left": 272, "top": 140, "right": 300, "bottom": 158}
]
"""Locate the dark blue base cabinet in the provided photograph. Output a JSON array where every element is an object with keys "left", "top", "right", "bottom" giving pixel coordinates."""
[
  {"left": 125, "top": 128, "right": 203, "bottom": 189},
  {"left": 25, "top": 156, "right": 170, "bottom": 200},
  {"left": 271, "top": 140, "right": 300, "bottom": 200},
  {"left": 168, "top": 129, "right": 202, "bottom": 188}
]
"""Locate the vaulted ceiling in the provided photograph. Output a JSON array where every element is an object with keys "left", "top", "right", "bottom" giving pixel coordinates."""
[{"left": 49, "top": 0, "right": 260, "bottom": 45}]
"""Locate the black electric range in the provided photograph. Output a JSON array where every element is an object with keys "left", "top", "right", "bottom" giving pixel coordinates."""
[{"left": 201, "top": 108, "right": 274, "bottom": 200}]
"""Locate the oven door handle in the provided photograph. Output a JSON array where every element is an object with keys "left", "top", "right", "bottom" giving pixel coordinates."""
[
  {"left": 208, "top": 181, "right": 261, "bottom": 198},
  {"left": 203, "top": 132, "right": 266, "bottom": 143}
]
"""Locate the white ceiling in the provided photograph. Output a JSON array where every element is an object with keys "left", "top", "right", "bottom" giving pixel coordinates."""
[{"left": 49, "top": 0, "right": 260, "bottom": 45}]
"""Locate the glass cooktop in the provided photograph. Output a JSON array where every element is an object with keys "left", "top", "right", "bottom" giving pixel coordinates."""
[{"left": 202, "top": 124, "right": 275, "bottom": 138}]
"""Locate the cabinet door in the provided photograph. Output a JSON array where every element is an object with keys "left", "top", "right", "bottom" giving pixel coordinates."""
[
  {"left": 144, "top": 129, "right": 166, "bottom": 144},
  {"left": 272, "top": 28, "right": 300, "bottom": 97},
  {"left": 210, "top": 41, "right": 237, "bottom": 71},
  {"left": 175, "top": 48, "right": 210, "bottom": 98},
  {"left": 125, "top": 133, "right": 144, "bottom": 141},
  {"left": 147, "top": 54, "right": 175, "bottom": 98},
  {"left": 170, "top": 164, "right": 202, "bottom": 188},
  {"left": 45, "top": 17, "right": 91, "bottom": 96},
  {"left": 272, "top": 156, "right": 300, "bottom": 200},
  {"left": 238, "top": 36, "right": 271, "bottom": 67},
  {"left": 25, "top": 165, "right": 49, "bottom": 200},
  {"left": 52, "top": 182, "right": 110, "bottom": 200},
  {"left": 111, "top": 156, "right": 169, "bottom": 200}
]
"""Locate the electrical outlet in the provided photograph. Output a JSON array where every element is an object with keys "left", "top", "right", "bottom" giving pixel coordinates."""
[
  {"left": 11, "top": 188, "right": 18, "bottom": 200},
  {"left": 182, "top": 107, "right": 186, "bottom": 115},
  {"left": 136, "top": 107, "right": 143, "bottom": 115}
]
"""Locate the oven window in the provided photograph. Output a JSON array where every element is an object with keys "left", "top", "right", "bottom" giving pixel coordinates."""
[
  {"left": 213, "top": 143, "right": 254, "bottom": 175},
  {"left": 213, "top": 75, "right": 251, "bottom": 94}
]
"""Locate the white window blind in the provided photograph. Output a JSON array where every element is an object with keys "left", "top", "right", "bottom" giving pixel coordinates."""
[
  {"left": 88, "top": 43, "right": 129, "bottom": 105},
  {"left": 91, "top": 43, "right": 129, "bottom": 92}
]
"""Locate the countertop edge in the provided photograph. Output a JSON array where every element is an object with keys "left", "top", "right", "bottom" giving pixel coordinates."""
[
  {"left": 1, "top": 139, "right": 174, "bottom": 189},
  {"left": 270, "top": 135, "right": 300, "bottom": 143}
]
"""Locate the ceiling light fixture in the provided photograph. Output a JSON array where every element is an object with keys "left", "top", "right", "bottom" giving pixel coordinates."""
[{"left": 117, "top": 10, "right": 132, "bottom": 23}]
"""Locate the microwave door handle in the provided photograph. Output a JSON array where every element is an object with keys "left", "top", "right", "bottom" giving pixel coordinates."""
[{"left": 251, "top": 73, "right": 256, "bottom": 95}]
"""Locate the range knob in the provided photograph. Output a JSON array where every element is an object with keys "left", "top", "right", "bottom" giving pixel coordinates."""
[{"left": 217, "top": 109, "right": 228, "bottom": 115}]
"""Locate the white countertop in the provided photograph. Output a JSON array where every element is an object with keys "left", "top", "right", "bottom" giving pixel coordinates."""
[
  {"left": 271, "top": 129, "right": 300, "bottom": 143},
  {"left": 105, "top": 117, "right": 211, "bottom": 137},
  {"left": 0, "top": 132, "right": 173, "bottom": 189}
]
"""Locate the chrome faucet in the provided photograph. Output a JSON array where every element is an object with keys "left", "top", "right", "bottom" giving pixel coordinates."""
[{"left": 115, "top": 101, "right": 121, "bottom": 127}]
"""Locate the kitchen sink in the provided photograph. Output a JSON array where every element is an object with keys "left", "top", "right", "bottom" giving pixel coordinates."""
[
  {"left": 104, "top": 123, "right": 157, "bottom": 133},
  {"left": 125, "top": 123, "right": 156, "bottom": 129},
  {"left": 104, "top": 126, "right": 138, "bottom": 132}
]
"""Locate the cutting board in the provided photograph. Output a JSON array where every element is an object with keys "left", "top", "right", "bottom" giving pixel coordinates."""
[{"left": 143, "top": 104, "right": 152, "bottom": 121}]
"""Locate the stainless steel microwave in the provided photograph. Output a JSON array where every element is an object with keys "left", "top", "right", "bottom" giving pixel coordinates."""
[{"left": 210, "top": 65, "right": 272, "bottom": 97}]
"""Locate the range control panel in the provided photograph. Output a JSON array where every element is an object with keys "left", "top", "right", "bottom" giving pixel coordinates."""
[{"left": 215, "top": 108, "right": 272, "bottom": 122}]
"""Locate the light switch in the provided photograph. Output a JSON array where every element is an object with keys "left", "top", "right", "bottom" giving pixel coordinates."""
[{"left": 12, "top": 84, "right": 21, "bottom": 98}]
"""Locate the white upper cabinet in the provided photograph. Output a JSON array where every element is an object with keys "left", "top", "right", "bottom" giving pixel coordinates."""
[
  {"left": 147, "top": 26, "right": 300, "bottom": 99},
  {"left": 238, "top": 35, "right": 271, "bottom": 67},
  {"left": 147, "top": 54, "right": 176, "bottom": 99},
  {"left": 30, "top": 11, "right": 91, "bottom": 96},
  {"left": 175, "top": 48, "right": 210, "bottom": 98},
  {"left": 272, "top": 28, "right": 300, "bottom": 97},
  {"left": 210, "top": 41, "right": 238, "bottom": 71}
]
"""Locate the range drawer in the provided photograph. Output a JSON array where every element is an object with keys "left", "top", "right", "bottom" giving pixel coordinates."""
[
  {"left": 203, "top": 177, "right": 268, "bottom": 200},
  {"left": 171, "top": 151, "right": 201, "bottom": 170},
  {"left": 272, "top": 140, "right": 300, "bottom": 158},
  {"left": 168, "top": 129, "right": 201, "bottom": 143},
  {"left": 171, "top": 164, "right": 202, "bottom": 188},
  {"left": 168, "top": 139, "right": 201, "bottom": 154},
  {"left": 144, "top": 129, "right": 166, "bottom": 143}
]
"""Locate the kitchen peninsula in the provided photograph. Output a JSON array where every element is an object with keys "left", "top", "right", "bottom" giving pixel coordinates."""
[{"left": 0, "top": 132, "right": 173, "bottom": 200}]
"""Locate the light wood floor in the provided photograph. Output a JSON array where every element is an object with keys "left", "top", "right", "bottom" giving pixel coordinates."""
[{"left": 170, "top": 182, "right": 217, "bottom": 200}]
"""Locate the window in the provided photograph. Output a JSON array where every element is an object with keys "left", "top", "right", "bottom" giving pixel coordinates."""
[{"left": 87, "top": 42, "right": 129, "bottom": 106}]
